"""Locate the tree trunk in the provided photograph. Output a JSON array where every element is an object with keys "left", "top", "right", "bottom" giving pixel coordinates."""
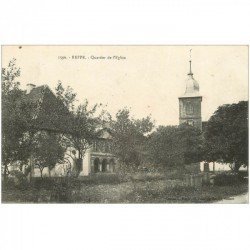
[
  {"left": 213, "top": 162, "right": 215, "bottom": 172},
  {"left": 3, "top": 164, "right": 8, "bottom": 182},
  {"left": 29, "top": 156, "right": 34, "bottom": 183},
  {"left": 234, "top": 161, "right": 241, "bottom": 173},
  {"left": 40, "top": 168, "right": 43, "bottom": 178}
]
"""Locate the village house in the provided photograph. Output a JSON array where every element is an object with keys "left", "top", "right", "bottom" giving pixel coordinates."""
[{"left": 17, "top": 83, "right": 116, "bottom": 177}]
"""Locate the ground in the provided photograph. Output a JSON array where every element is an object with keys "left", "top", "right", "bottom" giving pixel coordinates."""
[
  {"left": 2, "top": 172, "right": 248, "bottom": 203},
  {"left": 214, "top": 193, "right": 248, "bottom": 204}
]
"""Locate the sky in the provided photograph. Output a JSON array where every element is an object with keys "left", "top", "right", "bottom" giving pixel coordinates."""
[{"left": 2, "top": 45, "right": 248, "bottom": 126}]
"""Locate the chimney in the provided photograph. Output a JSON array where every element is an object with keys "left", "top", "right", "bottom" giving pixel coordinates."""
[{"left": 26, "top": 83, "right": 36, "bottom": 94}]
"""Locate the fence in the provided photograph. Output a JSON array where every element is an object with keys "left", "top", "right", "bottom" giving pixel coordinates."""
[{"left": 184, "top": 172, "right": 214, "bottom": 188}]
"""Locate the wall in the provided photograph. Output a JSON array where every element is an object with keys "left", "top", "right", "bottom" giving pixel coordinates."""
[{"left": 179, "top": 96, "right": 202, "bottom": 130}]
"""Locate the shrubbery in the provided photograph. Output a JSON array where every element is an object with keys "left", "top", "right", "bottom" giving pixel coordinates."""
[
  {"left": 213, "top": 172, "right": 246, "bottom": 186},
  {"left": 2, "top": 170, "right": 29, "bottom": 190},
  {"left": 79, "top": 173, "right": 121, "bottom": 185},
  {"left": 2, "top": 169, "right": 248, "bottom": 203}
]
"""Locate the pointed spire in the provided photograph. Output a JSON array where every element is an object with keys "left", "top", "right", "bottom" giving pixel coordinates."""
[{"left": 188, "top": 49, "right": 193, "bottom": 76}]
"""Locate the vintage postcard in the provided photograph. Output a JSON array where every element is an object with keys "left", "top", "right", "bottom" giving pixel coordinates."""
[{"left": 1, "top": 45, "right": 248, "bottom": 203}]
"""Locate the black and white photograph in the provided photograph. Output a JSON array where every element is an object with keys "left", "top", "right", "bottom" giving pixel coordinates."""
[
  {"left": 1, "top": 1, "right": 250, "bottom": 250},
  {"left": 1, "top": 45, "right": 248, "bottom": 204}
]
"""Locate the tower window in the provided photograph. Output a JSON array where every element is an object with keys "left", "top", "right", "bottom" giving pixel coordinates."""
[
  {"left": 187, "top": 120, "right": 194, "bottom": 126},
  {"left": 186, "top": 102, "right": 194, "bottom": 115}
]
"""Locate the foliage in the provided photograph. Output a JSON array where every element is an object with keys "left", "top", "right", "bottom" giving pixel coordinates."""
[
  {"left": 110, "top": 108, "right": 154, "bottom": 170},
  {"left": 2, "top": 61, "right": 70, "bottom": 179},
  {"left": 213, "top": 172, "right": 246, "bottom": 186},
  {"left": 8, "top": 170, "right": 29, "bottom": 189},
  {"left": 70, "top": 102, "right": 101, "bottom": 158},
  {"left": 147, "top": 124, "right": 203, "bottom": 169},
  {"left": 203, "top": 101, "right": 248, "bottom": 171},
  {"left": 1, "top": 58, "right": 20, "bottom": 94},
  {"left": 32, "top": 132, "right": 65, "bottom": 177},
  {"left": 55, "top": 82, "right": 102, "bottom": 175},
  {"left": 1, "top": 59, "right": 33, "bottom": 178},
  {"left": 55, "top": 80, "right": 77, "bottom": 112},
  {"left": 2, "top": 176, "right": 248, "bottom": 203}
]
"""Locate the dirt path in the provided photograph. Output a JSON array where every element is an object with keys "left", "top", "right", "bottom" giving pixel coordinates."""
[{"left": 214, "top": 192, "right": 248, "bottom": 204}]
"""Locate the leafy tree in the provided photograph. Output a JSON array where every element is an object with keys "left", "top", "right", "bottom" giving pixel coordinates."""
[
  {"left": 2, "top": 62, "right": 70, "bottom": 180},
  {"left": 147, "top": 124, "right": 203, "bottom": 170},
  {"left": 1, "top": 59, "right": 32, "bottom": 179},
  {"left": 55, "top": 82, "right": 102, "bottom": 176},
  {"left": 69, "top": 102, "right": 101, "bottom": 174},
  {"left": 32, "top": 132, "right": 65, "bottom": 177},
  {"left": 55, "top": 80, "right": 77, "bottom": 112},
  {"left": 2, "top": 58, "right": 20, "bottom": 95},
  {"left": 110, "top": 108, "right": 154, "bottom": 170},
  {"left": 203, "top": 101, "right": 248, "bottom": 172}
]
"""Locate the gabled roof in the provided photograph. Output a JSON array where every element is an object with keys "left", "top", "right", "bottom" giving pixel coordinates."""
[
  {"left": 26, "top": 86, "right": 45, "bottom": 103},
  {"left": 23, "top": 85, "right": 73, "bottom": 133},
  {"left": 97, "top": 127, "right": 113, "bottom": 139}
]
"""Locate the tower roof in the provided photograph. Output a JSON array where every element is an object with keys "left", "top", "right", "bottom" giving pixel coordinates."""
[
  {"left": 181, "top": 74, "right": 200, "bottom": 97},
  {"left": 179, "top": 57, "right": 201, "bottom": 98}
]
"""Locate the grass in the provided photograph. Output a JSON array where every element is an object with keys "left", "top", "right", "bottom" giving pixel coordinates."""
[
  {"left": 1, "top": 172, "right": 248, "bottom": 203},
  {"left": 127, "top": 183, "right": 248, "bottom": 203}
]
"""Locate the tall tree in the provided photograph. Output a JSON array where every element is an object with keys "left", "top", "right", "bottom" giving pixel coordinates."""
[
  {"left": 69, "top": 101, "right": 101, "bottom": 174},
  {"left": 110, "top": 108, "right": 154, "bottom": 170},
  {"left": 1, "top": 59, "right": 32, "bottom": 179},
  {"left": 203, "top": 101, "right": 248, "bottom": 172},
  {"left": 55, "top": 82, "right": 102, "bottom": 175},
  {"left": 147, "top": 124, "right": 203, "bottom": 170}
]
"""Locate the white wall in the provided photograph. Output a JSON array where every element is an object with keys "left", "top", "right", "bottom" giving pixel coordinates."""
[
  {"left": 200, "top": 161, "right": 232, "bottom": 172},
  {"left": 81, "top": 148, "right": 91, "bottom": 176}
]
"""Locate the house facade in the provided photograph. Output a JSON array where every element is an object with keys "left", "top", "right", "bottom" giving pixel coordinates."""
[{"left": 80, "top": 128, "right": 117, "bottom": 176}]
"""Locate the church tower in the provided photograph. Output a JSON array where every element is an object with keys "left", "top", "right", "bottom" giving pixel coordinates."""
[{"left": 179, "top": 53, "right": 202, "bottom": 130}]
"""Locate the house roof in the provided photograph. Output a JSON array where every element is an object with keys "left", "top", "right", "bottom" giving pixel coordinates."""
[
  {"left": 23, "top": 85, "right": 73, "bottom": 133},
  {"left": 97, "top": 127, "right": 113, "bottom": 139},
  {"left": 26, "top": 85, "right": 45, "bottom": 103}
]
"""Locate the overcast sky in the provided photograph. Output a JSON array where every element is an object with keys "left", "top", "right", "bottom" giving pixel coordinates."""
[{"left": 2, "top": 45, "right": 248, "bottom": 126}]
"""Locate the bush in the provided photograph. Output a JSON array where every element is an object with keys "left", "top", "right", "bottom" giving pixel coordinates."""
[
  {"left": 3, "top": 170, "right": 29, "bottom": 190},
  {"left": 30, "top": 177, "right": 82, "bottom": 203},
  {"left": 213, "top": 172, "right": 246, "bottom": 186},
  {"left": 31, "top": 177, "right": 55, "bottom": 189},
  {"left": 32, "top": 175, "right": 121, "bottom": 203},
  {"left": 79, "top": 173, "right": 121, "bottom": 185},
  {"left": 130, "top": 172, "right": 165, "bottom": 182}
]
